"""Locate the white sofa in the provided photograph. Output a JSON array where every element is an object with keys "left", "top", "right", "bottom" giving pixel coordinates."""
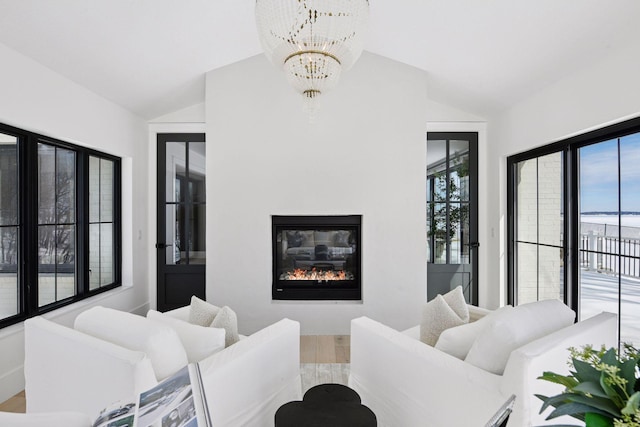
[
  {"left": 349, "top": 309, "right": 617, "bottom": 427},
  {"left": 24, "top": 307, "right": 301, "bottom": 426}
]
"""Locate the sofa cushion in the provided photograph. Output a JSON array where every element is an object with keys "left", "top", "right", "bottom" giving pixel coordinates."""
[
  {"left": 147, "top": 310, "right": 225, "bottom": 363},
  {"left": 464, "top": 299, "right": 575, "bottom": 375},
  {"left": 435, "top": 305, "right": 513, "bottom": 359},
  {"left": 188, "top": 295, "right": 220, "bottom": 326},
  {"left": 74, "top": 306, "right": 188, "bottom": 381},
  {"left": 211, "top": 305, "right": 240, "bottom": 347},
  {"left": 420, "top": 293, "right": 467, "bottom": 346}
]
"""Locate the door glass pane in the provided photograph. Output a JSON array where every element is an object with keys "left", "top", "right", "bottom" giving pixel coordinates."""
[
  {"left": 166, "top": 142, "right": 186, "bottom": 203},
  {"left": 431, "top": 202, "right": 447, "bottom": 264},
  {"left": 166, "top": 205, "right": 183, "bottom": 265},
  {"left": 538, "top": 152, "right": 563, "bottom": 247},
  {"left": 579, "top": 140, "right": 620, "bottom": 322},
  {"left": 0, "top": 134, "right": 19, "bottom": 320},
  {"left": 517, "top": 242, "right": 538, "bottom": 304},
  {"left": 189, "top": 205, "right": 206, "bottom": 264},
  {"left": 620, "top": 134, "right": 640, "bottom": 345},
  {"left": 189, "top": 142, "right": 206, "bottom": 203},
  {"left": 538, "top": 245, "right": 563, "bottom": 301},
  {"left": 516, "top": 158, "right": 538, "bottom": 243}
]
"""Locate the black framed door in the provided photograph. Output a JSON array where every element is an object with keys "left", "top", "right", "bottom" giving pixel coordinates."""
[
  {"left": 157, "top": 133, "right": 206, "bottom": 311},
  {"left": 427, "top": 132, "right": 479, "bottom": 304}
]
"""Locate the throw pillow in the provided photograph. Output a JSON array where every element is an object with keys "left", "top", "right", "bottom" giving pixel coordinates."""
[
  {"left": 435, "top": 305, "right": 513, "bottom": 359},
  {"left": 75, "top": 306, "right": 188, "bottom": 381},
  {"left": 465, "top": 299, "right": 576, "bottom": 375},
  {"left": 188, "top": 296, "right": 220, "bottom": 327},
  {"left": 147, "top": 310, "right": 225, "bottom": 363},
  {"left": 420, "top": 294, "right": 467, "bottom": 346},
  {"left": 286, "top": 231, "right": 303, "bottom": 248},
  {"left": 442, "top": 286, "right": 470, "bottom": 323},
  {"left": 210, "top": 306, "right": 240, "bottom": 347}
]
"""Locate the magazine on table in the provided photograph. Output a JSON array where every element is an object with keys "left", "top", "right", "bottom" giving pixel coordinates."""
[{"left": 92, "top": 364, "right": 212, "bottom": 427}]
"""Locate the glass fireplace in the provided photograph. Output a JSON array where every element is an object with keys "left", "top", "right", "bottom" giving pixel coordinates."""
[{"left": 272, "top": 215, "right": 362, "bottom": 300}]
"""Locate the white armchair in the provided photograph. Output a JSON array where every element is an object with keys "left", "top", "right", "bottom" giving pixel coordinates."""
[{"left": 349, "top": 309, "right": 617, "bottom": 427}]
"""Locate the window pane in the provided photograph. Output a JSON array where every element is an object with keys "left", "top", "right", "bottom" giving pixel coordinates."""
[
  {"left": 89, "top": 156, "right": 100, "bottom": 223},
  {"left": 38, "top": 144, "right": 56, "bottom": 224},
  {"left": 56, "top": 148, "right": 75, "bottom": 223},
  {"left": 0, "top": 136, "right": 18, "bottom": 226},
  {"left": 100, "top": 159, "right": 113, "bottom": 222},
  {"left": 430, "top": 202, "right": 447, "bottom": 264},
  {"left": 89, "top": 223, "right": 100, "bottom": 291},
  {"left": 0, "top": 227, "right": 18, "bottom": 320},
  {"left": 100, "top": 223, "right": 113, "bottom": 285}
]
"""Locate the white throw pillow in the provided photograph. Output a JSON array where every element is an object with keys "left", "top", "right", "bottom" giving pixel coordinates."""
[
  {"left": 465, "top": 299, "right": 576, "bottom": 375},
  {"left": 188, "top": 296, "right": 220, "bottom": 327},
  {"left": 147, "top": 310, "right": 225, "bottom": 363},
  {"left": 435, "top": 305, "right": 513, "bottom": 359},
  {"left": 442, "top": 286, "right": 470, "bottom": 323},
  {"left": 75, "top": 306, "right": 188, "bottom": 381},
  {"left": 211, "top": 306, "right": 239, "bottom": 347},
  {"left": 420, "top": 294, "right": 467, "bottom": 346}
]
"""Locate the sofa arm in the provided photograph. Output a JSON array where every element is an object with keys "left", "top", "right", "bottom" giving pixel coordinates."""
[
  {"left": 24, "top": 317, "right": 157, "bottom": 420},
  {"left": 502, "top": 312, "right": 617, "bottom": 427},
  {"left": 197, "top": 318, "right": 302, "bottom": 427},
  {"left": 0, "top": 411, "right": 92, "bottom": 427},
  {"left": 349, "top": 317, "right": 506, "bottom": 427}
]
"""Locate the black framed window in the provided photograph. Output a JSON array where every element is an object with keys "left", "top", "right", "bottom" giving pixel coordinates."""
[
  {"left": 0, "top": 123, "right": 121, "bottom": 329},
  {"left": 508, "top": 116, "right": 640, "bottom": 345}
]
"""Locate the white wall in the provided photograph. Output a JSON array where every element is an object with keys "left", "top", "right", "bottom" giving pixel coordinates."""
[
  {"left": 206, "top": 52, "right": 485, "bottom": 334},
  {"left": 0, "top": 42, "right": 150, "bottom": 402},
  {"left": 486, "top": 42, "right": 640, "bottom": 308}
]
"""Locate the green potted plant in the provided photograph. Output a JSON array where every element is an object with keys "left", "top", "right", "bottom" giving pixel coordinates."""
[{"left": 537, "top": 344, "right": 640, "bottom": 427}]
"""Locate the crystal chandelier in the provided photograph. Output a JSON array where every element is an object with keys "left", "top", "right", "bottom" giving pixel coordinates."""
[{"left": 255, "top": 0, "right": 370, "bottom": 115}]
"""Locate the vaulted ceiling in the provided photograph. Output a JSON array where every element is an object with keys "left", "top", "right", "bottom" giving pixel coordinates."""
[{"left": 1, "top": 0, "right": 638, "bottom": 119}]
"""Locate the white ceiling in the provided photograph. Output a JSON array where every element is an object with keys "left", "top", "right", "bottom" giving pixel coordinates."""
[{"left": 1, "top": 0, "right": 639, "bottom": 119}]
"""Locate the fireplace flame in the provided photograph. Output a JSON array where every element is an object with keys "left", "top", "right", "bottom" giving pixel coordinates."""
[{"left": 280, "top": 268, "right": 354, "bottom": 282}]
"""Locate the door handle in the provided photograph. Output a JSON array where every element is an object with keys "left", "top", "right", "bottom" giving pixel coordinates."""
[
  {"left": 466, "top": 242, "right": 480, "bottom": 248},
  {"left": 156, "top": 242, "right": 174, "bottom": 249}
]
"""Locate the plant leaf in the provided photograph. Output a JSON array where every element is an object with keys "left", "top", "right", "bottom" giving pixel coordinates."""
[
  {"left": 537, "top": 393, "right": 574, "bottom": 414},
  {"left": 599, "top": 372, "right": 625, "bottom": 406},
  {"left": 621, "top": 391, "right": 640, "bottom": 416},
  {"left": 546, "top": 402, "right": 610, "bottom": 420},
  {"left": 573, "top": 381, "right": 610, "bottom": 398},
  {"left": 620, "top": 358, "right": 637, "bottom": 395},
  {"left": 600, "top": 348, "right": 618, "bottom": 367},
  {"left": 538, "top": 371, "right": 579, "bottom": 389},
  {"left": 584, "top": 412, "right": 614, "bottom": 427},
  {"left": 573, "top": 359, "right": 602, "bottom": 383},
  {"left": 562, "top": 394, "right": 621, "bottom": 417}
]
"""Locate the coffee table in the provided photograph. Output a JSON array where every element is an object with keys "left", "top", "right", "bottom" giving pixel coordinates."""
[{"left": 275, "top": 383, "right": 376, "bottom": 427}]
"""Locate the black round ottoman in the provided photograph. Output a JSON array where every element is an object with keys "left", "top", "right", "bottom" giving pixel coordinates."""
[{"left": 275, "top": 383, "right": 376, "bottom": 427}]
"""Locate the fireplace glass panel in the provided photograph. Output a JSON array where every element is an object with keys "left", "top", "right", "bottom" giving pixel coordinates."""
[{"left": 272, "top": 215, "right": 361, "bottom": 300}]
